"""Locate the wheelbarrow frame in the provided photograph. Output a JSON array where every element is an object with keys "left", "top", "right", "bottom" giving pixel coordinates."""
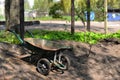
[{"left": 8, "top": 29, "right": 72, "bottom": 76}]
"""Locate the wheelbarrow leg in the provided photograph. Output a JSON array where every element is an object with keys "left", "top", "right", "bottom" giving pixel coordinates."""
[
  {"left": 52, "top": 51, "right": 70, "bottom": 70},
  {"left": 53, "top": 52, "right": 57, "bottom": 63}
]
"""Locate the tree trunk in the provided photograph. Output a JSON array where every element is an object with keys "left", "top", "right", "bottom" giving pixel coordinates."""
[
  {"left": 5, "top": 0, "right": 20, "bottom": 33},
  {"left": 20, "top": 0, "right": 24, "bottom": 40},
  {"left": 71, "top": 0, "right": 75, "bottom": 35},
  {"left": 5, "top": 0, "right": 24, "bottom": 39},
  {"left": 86, "top": 0, "right": 91, "bottom": 31},
  {"left": 5, "top": 0, "right": 10, "bottom": 30},
  {"left": 104, "top": 0, "right": 108, "bottom": 34}
]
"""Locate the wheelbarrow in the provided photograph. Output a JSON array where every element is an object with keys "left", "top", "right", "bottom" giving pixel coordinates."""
[{"left": 8, "top": 30, "right": 72, "bottom": 76}]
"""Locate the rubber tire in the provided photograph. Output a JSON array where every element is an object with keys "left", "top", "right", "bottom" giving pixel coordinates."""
[
  {"left": 59, "top": 54, "right": 70, "bottom": 70},
  {"left": 37, "top": 58, "right": 51, "bottom": 76}
]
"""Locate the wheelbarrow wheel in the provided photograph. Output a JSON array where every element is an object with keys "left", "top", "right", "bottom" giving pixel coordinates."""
[
  {"left": 37, "top": 58, "right": 51, "bottom": 76},
  {"left": 59, "top": 54, "right": 70, "bottom": 70}
]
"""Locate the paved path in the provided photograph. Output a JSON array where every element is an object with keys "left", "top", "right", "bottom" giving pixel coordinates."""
[
  {"left": 25, "top": 21, "right": 120, "bottom": 33},
  {"left": 1, "top": 21, "right": 120, "bottom": 33}
]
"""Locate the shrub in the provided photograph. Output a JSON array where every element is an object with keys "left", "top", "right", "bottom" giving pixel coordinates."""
[{"left": 49, "top": 2, "right": 63, "bottom": 18}]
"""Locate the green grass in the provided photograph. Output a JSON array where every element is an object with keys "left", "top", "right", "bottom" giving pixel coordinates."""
[
  {"left": 1, "top": 15, "right": 102, "bottom": 22},
  {"left": 24, "top": 30, "right": 120, "bottom": 44},
  {"left": 1, "top": 30, "right": 120, "bottom": 44},
  {"left": 25, "top": 16, "right": 72, "bottom": 21},
  {"left": 0, "top": 30, "right": 20, "bottom": 44}
]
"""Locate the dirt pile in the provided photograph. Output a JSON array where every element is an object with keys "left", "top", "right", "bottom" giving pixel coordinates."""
[{"left": 0, "top": 39, "right": 120, "bottom": 80}]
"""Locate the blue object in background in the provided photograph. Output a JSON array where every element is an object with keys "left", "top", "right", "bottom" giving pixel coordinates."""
[
  {"left": 108, "top": 13, "right": 120, "bottom": 21},
  {"left": 85, "top": 11, "right": 95, "bottom": 21}
]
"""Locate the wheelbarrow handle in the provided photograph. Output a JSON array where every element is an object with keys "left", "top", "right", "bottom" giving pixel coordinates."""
[
  {"left": 7, "top": 29, "right": 13, "bottom": 33},
  {"left": 26, "top": 30, "right": 34, "bottom": 38},
  {"left": 8, "top": 29, "right": 24, "bottom": 44}
]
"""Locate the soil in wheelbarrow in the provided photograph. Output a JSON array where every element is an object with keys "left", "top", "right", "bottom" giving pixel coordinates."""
[{"left": 0, "top": 38, "right": 120, "bottom": 80}]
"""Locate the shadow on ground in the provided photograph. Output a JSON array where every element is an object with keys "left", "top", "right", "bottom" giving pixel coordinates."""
[
  {"left": 0, "top": 40, "right": 120, "bottom": 80},
  {"left": 47, "top": 41, "right": 120, "bottom": 80},
  {"left": 68, "top": 53, "right": 120, "bottom": 80},
  {"left": 0, "top": 42, "right": 45, "bottom": 80}
]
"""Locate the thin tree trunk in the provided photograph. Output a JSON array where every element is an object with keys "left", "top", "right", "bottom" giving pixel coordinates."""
[
  {"left": 20, "top": 0, "right": 24, "bottom": 40},
  {"left": 104, "top": 0, "right": 108, "bottom": 34},
  {"left": 86, "top": 0, "right": 91, "bottom": 31},
  {"left": 71, "top": 0, "right": 75, "bottom": 35}
]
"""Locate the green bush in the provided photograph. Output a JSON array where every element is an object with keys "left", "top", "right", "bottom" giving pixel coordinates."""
[{"left": 49, "top": 2, "right": 63, "bottom": 18}]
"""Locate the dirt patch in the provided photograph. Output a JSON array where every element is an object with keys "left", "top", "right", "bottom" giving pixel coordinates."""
[{"left": 0, "top": 39, "right": 120, "bottom": 80}]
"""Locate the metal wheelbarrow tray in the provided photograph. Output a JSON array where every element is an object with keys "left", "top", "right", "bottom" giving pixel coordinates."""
[
  {"left": 24, "top": 38, "right": 69, "bottom": 51},
  {"left": 8, "top": 30, "right": 72, "bottom": 76}
]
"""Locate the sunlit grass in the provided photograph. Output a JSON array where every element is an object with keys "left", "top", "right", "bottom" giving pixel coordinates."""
[{"left": 0, "top": 30, "right": 120, "bottom": 44}]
